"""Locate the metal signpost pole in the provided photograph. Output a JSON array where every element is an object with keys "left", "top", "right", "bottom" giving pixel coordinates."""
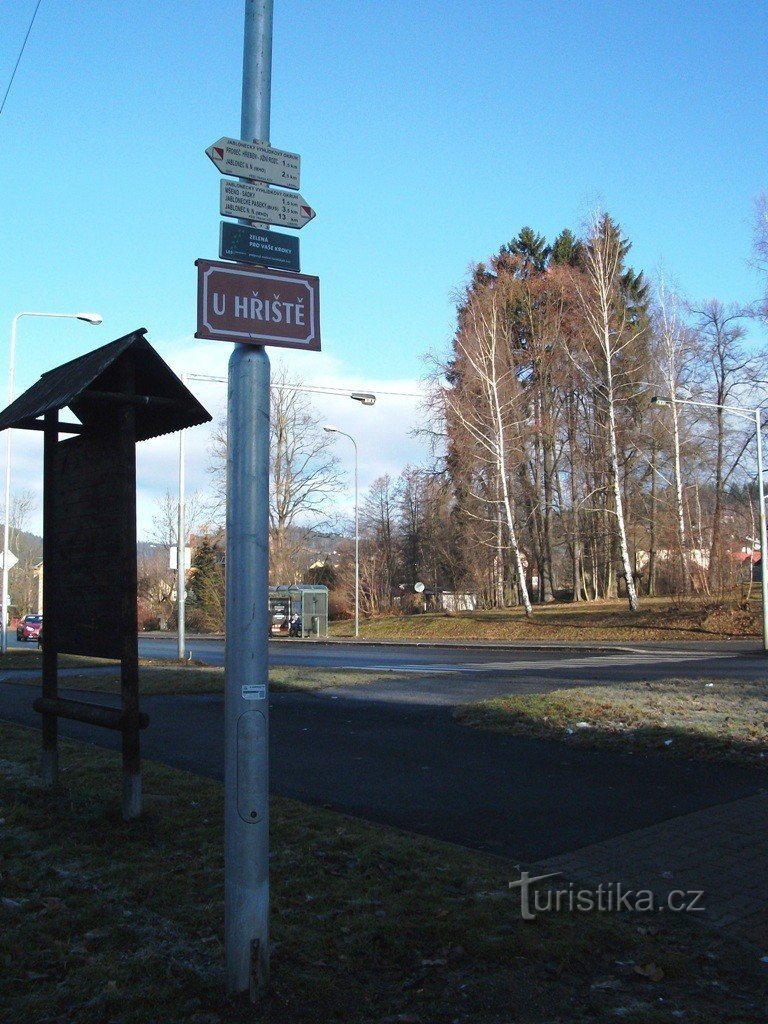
[
  {"left": 177, "top": 395, "right": 186, "bottom": 662},
  {"left": 225, "top": 0, "right": 272, "bottom": 998}
]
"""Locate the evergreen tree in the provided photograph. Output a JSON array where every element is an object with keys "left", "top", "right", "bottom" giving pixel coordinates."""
[
  {"left": 189, "top": 534, "right": 225, "bottom": 631},
  {"left": 549, "top": 228, "right": 582, "bottom": 267}
]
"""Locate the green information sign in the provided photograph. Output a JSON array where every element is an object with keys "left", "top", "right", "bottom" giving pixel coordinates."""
[{"left": 219, "top": 222, "right": 300, "bottom": 272}]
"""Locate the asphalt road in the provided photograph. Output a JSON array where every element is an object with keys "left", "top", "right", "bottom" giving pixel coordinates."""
[
  {"left": 136, "top": 634, "right": 768, "bottom": 703},
  {"left": 1, "top": 638, "right": 765, "bottom": 862},
  {"left": 12, "top": 629, "right": 768, "bottom": 675}
]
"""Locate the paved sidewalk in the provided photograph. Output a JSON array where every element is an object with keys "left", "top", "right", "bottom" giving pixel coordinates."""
[{"left": 531, "top": 791, "right": 768, "bottom": 949}]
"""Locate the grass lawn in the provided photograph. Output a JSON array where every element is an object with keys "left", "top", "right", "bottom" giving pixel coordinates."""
[
  {"left": 1, "top": 722, "right": 765, "bottom": 1023},
  {"left": 0, "top": 650, "right": 113, "bottom": 672},
  {"left": 0, "top": 654, "right": 408, "bottom": 696},
  {"left": 331, "top": 597, "right": 762, "bottom": 643},
  {"left": 456, "top": 678, "right": 768, "bottom": 768}
]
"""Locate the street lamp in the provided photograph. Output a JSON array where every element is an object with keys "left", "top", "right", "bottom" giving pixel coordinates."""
[
  {"left": 2, "top": 311, "right": 103, "bottom": 653},
  {"left": 652, "top": 394, "right": 768, "bottom": 652},
  {"left": 323, "top": 425, "right": 359, "bottom": 638}
]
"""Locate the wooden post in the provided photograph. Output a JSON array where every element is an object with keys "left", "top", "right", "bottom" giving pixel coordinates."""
[{"left": 41, "top": 408, "right": 58, "bottom": 786}]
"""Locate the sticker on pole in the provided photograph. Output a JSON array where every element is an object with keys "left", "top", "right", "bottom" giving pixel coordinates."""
[{"left": 242, "top": 684, "right": 267, "bottom": 701}]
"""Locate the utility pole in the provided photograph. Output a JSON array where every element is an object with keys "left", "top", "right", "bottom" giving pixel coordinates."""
[{"left": 225, "top": 0, "right": 272, "bottom": 998}]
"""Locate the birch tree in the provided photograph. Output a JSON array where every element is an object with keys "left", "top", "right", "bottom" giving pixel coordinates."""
[
  {"left": 652, "top": 275, "right": 695, "bottom": 594},
  {"left": 441, "top": 275, "right": 534, "bottom": 615},
  {"left": 572, "top": 213, "right": 648, "bottom": 612}
]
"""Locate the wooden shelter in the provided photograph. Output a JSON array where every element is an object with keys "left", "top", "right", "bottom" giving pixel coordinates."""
[{"left": 0, "top": 329, "right": 211, "bottom": 818}]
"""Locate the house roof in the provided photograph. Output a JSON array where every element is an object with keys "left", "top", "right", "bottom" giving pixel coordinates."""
[{"left": 0, "top": 329, "right": 211, "bottom": 442}]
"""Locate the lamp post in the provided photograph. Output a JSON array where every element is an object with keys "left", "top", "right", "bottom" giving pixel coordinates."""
[
  {"left": 652, "top": 394, "right": 768, "bottom": 652},
  {"left": 2, "top": 311, "right": 102, "bottom": 653},
  {"left": 324, "top": 425, "right": 359, "bottom": 638}
]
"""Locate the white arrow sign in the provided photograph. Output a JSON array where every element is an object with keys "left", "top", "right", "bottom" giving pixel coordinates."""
[
  {"left": 206, "top": 136, "right": 300, "bottom": 190},
  {"left": 220, "top": 180, "right": 316, "bottom": 230},
  {"left": 0, "top": 550, "right": 17, "bottom": 571}
]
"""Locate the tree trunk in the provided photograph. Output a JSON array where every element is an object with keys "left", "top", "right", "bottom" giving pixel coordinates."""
[
  {"left": 708, "top": 406, "right": 725, "bottom": 593},
  {"left": 605, "top": 342, "right": 638, "bottom": 610}
]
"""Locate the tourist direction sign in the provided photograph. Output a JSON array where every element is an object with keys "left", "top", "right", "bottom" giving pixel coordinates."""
[
  {"left": 219, "top": 222, "right": 300, "bottom": 272},
  {"left": 220, "top": 180, "right": 315, "bottom": 230},
  {"left": 196, "top": 259, "right": 320, "bottom": 351},
  {"left": 206, "top": 136, "right": 300, "bottom": 190}
]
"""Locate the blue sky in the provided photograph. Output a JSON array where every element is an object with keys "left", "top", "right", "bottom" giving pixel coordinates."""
[{"left": 1, "top": 0, "right": 766, "bottom": 537}]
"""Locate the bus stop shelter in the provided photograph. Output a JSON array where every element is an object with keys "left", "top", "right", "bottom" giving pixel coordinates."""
[{"left": 268, "top": 584, "right": 328, "bottom": 638}]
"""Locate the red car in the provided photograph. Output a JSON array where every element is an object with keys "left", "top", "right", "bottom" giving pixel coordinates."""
[{"left": 16, "top": 614, "right": 42, "bottom": 642}]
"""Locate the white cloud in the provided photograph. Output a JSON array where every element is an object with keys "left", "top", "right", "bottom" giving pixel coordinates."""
[
  {"left": 143, "top": 337, "right": 434, "bottom": 537},
  {"left": 7, "top": 335, "right": 436, "bottom": 542}
]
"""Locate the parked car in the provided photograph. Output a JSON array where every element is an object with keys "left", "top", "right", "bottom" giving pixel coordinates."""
[{"left": 17, "top": 614, "right": 43, "bottom": 642}]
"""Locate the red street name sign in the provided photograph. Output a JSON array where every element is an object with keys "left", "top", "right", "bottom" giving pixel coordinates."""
[{"left": 195, "top": 259, "right": 320, "bottom": 351}]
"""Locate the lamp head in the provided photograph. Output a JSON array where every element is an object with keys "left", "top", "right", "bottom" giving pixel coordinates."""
[
  {"left": 323, "top": 425, "right": 338, "bottom": 434},
  {"left": 350, "top": 392, "right": 376, "bottom": 406},
  {"left": 76, "top": 313, "right": 103, "bottom": 325},
  {"left": 650, "top": 396, "right": 671, "bottom": 406}
]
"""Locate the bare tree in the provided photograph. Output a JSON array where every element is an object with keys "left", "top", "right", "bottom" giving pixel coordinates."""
[
  {"left": 753, "top": 190, "right": 768, "bottom": 319},
  {"left": 137, "top": 489, "right": 209, "bottom": 629},
  {"left": 571, "top": 213, "right": 647, "bottom": 612},
  {"left": 8, "top": 489, "right": 39, "bottom": 615},
  {"left": 439, "top": 275, "right": 534, "bottom": 615},
  {"left": 208, "top": 364, "right": 344, "bottom": 583},
  {"left": 360, "top": 474, "right": 399, "bottom": 612},
  {"left": 690, "top": 300, "right": 755, "bottom": 592},
  {"left": 651, "top": 275, "right": 696, "bottom": 594},
  {"left": 151, "top": 488, "right": 206, "bottom": 547},
  {"left": 269, "top": 368, "right": 344, "bottom": 581}
]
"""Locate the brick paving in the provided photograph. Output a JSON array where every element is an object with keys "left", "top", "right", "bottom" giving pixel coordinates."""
[{"left": 531, "top": 792, "right": 768, "bottom": 948}]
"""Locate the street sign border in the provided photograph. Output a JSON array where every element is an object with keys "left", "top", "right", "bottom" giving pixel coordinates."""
[{"left": 195, "top": 259, "right": 320, "bottom": 351}]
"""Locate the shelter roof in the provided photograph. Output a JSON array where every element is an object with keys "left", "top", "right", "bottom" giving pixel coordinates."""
[{"left": 0, "top": 329, "right": 211, "bottom": 441}]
